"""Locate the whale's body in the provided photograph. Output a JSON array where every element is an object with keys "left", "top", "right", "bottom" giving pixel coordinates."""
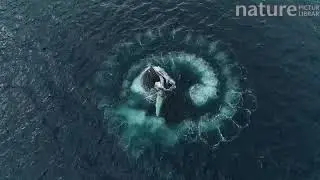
[{"left": 133, "top": 65, "right": 176, "bottom": 116}]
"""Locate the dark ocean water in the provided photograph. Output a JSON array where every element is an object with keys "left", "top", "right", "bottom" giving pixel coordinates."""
[{"left": 0, "top": 0, "right": 320, "bottom": 179}]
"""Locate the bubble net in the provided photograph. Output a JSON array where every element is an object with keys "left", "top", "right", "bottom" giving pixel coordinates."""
[{"left": 94, "top": 29, "right": 257, "bottom": 157}]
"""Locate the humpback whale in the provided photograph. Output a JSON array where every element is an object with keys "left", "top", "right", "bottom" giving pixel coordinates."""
[{"left": 141, "top": 66, "right": 176, "bottom": 116}]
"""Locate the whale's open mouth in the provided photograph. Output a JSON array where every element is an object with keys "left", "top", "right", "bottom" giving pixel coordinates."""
[{"left": 132, "top": 65, "right": 176, "bottom": 116}]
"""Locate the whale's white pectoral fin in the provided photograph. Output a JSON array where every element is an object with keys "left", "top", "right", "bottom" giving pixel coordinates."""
[{"left": 155, "top": 93, "right": 164, "bottom": 116}]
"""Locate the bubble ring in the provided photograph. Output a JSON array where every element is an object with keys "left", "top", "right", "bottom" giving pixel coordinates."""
[{"left": 94, "top": 29, "right": 257, "bottom": 156}]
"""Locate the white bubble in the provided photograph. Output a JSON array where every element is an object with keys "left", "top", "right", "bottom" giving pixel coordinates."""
[{"left": 93, "top": 30, "right": 256, "bottom": 157}]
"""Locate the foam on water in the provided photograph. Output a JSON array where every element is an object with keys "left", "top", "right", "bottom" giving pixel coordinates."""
[{"left": 93, "top": 29, "right": 257, "bottom": 157}]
